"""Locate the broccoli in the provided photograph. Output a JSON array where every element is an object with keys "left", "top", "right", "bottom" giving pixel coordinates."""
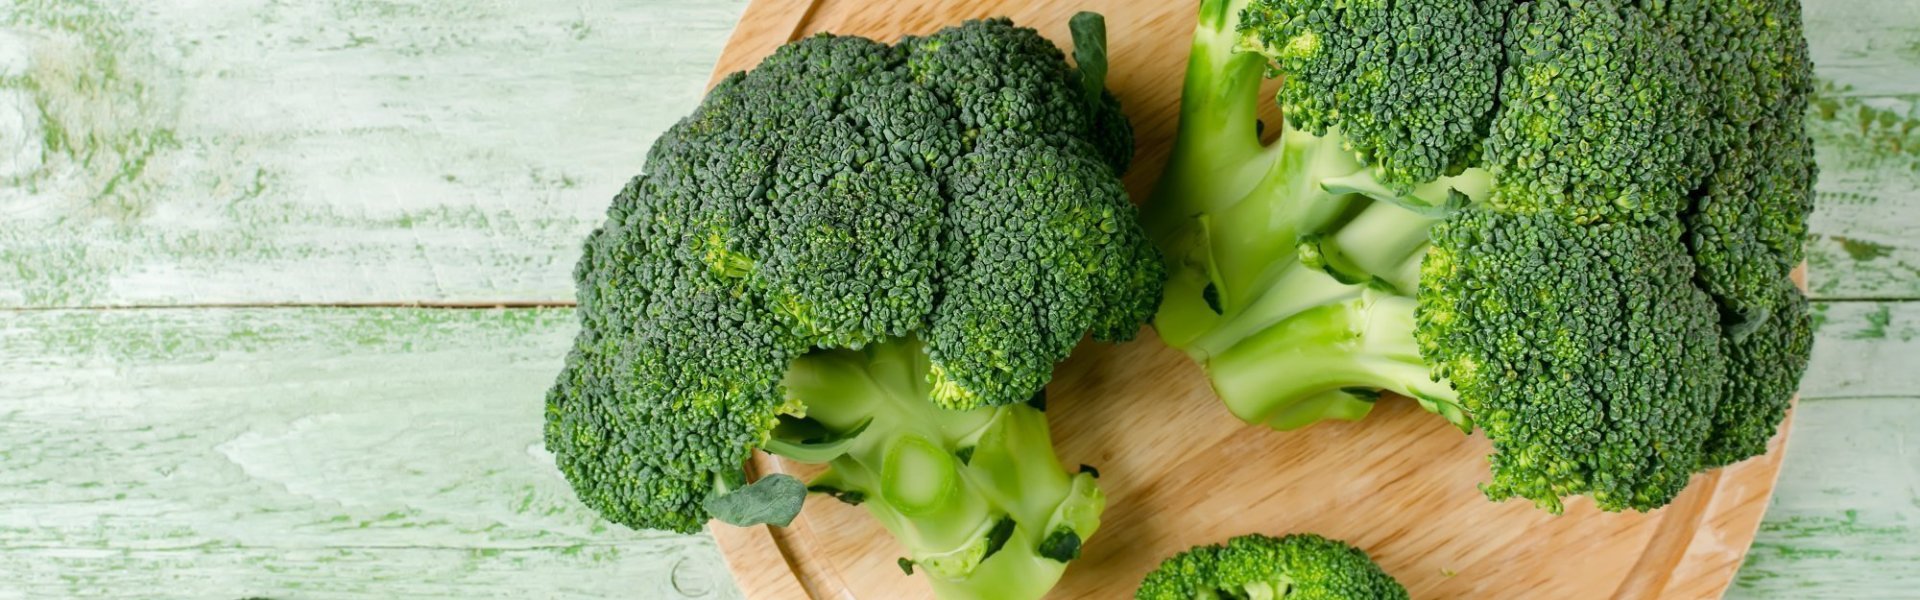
[
  {"left": 1136, "top": 533, "right": 1407, "bottom": 600},
  {"left": 542, "top": 14, "right": 1161, "bottom": 599},
  {"left": 1146, "top": 0, "right": 1815, "bottom": 513}
]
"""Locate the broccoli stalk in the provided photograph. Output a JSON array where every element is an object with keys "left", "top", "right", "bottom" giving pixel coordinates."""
[
  {"left": 1149, "top": 0, "right": 1481, "bottom": 431},
  {"left": 776, "top": 338, "right": 1100, "bottom": 598}
]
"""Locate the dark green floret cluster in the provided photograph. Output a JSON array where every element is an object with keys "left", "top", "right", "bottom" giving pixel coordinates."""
[
  {"left": 1148, "top": 0, "right": 1816, "bottom": 513},
  {"left": 1136, "top": 533, "right": 1408, "bottom": 600},
  {"left": 544, "top": 14, "right": 1160, "bottom": 600}
]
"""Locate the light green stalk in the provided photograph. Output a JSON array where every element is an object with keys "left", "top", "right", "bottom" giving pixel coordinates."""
[
  {"left": 1146, "top": 0, "right": 1490, "bottom": 431},
  {"left": 781, "top": 338, "right": 1101, "bottom": 600}
]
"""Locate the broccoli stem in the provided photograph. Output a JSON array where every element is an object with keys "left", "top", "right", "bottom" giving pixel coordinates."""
[
  {"left": 1144, "top": 2, "right": 1488, "bottom": 432},
  {"left": 1175, "top": 196, "right": 1470, "bottom": 432},
  {"left": 1322, "top": 198, "right": 1446, "bottom": 292},
  {"left": 1148, "top": 0, "right": 1309, "bottom": 349},
  {"left": 1206, "top": 291, "right": 1461, "bottom": 430},
  {"left": 1151, "top": 121, "right": 1370, "bottom": 349},
  {"left": 1144, "top": 0, "right": 1273, "bottom": 229},
  {"left": 1181, "top": 184, "right": 1442, "bottom": 356},
  {"left": 782, "top": 338, "right": 1101, "bottom": 600}
]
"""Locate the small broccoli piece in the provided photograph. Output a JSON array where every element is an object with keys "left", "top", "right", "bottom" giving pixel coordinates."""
[
  {"left": 545, "top": 15, "right": 1160, "bottom": 600},
  {"left": 1485, "top": 0, "right": 1711, "bottom": 222},
  {"left": 1136, "top": 533, "right": 1407, "bottom": 600},
  {"left": 1703, "top": 280, "right": 1815, "bottom": 468},
  {"left": 1243, "top": 0, "right": 1502, "bottom": 192},
  {"left": 1147, "top": 0, "right": 1815, "bottom": 513}
]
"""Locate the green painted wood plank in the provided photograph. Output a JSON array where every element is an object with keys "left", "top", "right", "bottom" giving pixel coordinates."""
[
  {"left": 0, "top": 0, "right": 748, "bottom": 307},
  {"left": 1, "top": 0, "right": 1915, "bottom": 308},
  {"left": 0, "top": 307, "right": 740, "bottom": 599},
  {"left": 1727, "top": 300, "right": 1920, "bottom": 598},
  {"left": 1800, "top": 0, "right": 1920, "bottom": 300},
  {"left": 1797, "top": 300, "right": 1920, "bottom": 402},
  {"left": 1730, "top": 397, "right": 1920, "bottom": 598},
  {"left": 0, "top": 301, "right": 1911, "bottom": 597}
]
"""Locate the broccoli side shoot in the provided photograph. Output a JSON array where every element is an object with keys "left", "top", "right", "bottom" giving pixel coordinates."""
[
  {"left": 1136, "top": 533, "right": 1407, "bottom": 600},
  {"left": 544, "top": 14, "right": 1160, "bottom": 600},
  {"left": 1147, "top": 0, "right": 1816, "bottom": 513}
]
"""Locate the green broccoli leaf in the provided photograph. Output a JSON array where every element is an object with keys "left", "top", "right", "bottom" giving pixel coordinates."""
[
  {"left": 1070, "top": 12, "right": 1109, "bottom": 105},
  {"left": 704, "top": 474, "right": 807, "bottom": 528}
]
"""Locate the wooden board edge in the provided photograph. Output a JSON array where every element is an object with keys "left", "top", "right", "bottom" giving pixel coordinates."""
[
  {"left": 1683, "top": 414, "right": 1794, "bottom": 599},
  {"left": 708, "top": 0, "right": 823, "bottom": 88},
  {"left": 1614, "top": 470, "right": 1724, "bottom": 599},
  {"left": 1613, "top": 408, "right": 1795, "bottom": 599}
]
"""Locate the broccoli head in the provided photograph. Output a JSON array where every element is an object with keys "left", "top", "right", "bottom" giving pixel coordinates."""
[
  {"left": 1147, "top": 0, "right": 1815, "bottom": 513},
  {"left": 1136, "top": 533, "right": 1408, "bottom": 600},
  {"left": 544, "top": 14, "right": 1161, "bottom": 599}
]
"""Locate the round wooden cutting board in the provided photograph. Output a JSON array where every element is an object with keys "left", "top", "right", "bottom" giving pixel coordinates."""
[{"left": 703, "top": 0, "right": 1795, "bottom": 598}]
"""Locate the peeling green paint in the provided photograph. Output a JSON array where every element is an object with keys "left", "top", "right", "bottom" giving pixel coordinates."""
[
  {"left": 1850, "top": 305, "right": 1893, "bottom": 340},
  {"left": 2, "top": 0, "right": 180, "bottom": 218},
  {"left": 1833, "top": 236, "right": 1895, "bottom": 262}
]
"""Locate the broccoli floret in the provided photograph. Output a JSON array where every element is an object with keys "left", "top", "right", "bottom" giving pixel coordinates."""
[
  {"left": 1242, "top": 0, "right": 1503, "bottom": 192},
  {"left": 1421, "top": 212, "right": 1726, "bottom": 511},
  {"left": 1703, "top": 280, "right": 1815, "bottom": 468},
  {"left": 1485, "top": 0, "right": 1711, "bottom": 222},
  {"left": 1147, "top": 0, "right": 1815, "bottom": 512},
  {"left": 1689, "top": 117, "right": 1816, "bottom": 332},
  {"left": 1136, "top": 533, "right": 1407, "bottom": 600},
  {"left": 1645, "top": 0, "right": 1816, "bottom": 329},
  {"left": 544, "top": 15, "right": 1161, "bottom": 600}
]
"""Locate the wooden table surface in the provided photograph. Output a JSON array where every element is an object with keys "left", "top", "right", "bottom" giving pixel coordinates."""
[{"left": 0, "top": 0, "right": 1911, "bottom": 598}]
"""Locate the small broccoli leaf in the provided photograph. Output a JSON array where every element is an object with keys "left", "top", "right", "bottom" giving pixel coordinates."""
[
  {"left": 1723, "top": 304, "right": 1774, "bottom": 342},
  {"left": 1078, "top": 464, "right": 1100, "bottom": 478},
  {"left": 704, "top": 474, "right": 807, "bottom": 528},
  {"left": 1338, "top": 387, "right": 1384, "bottom": 402},
  {"left": 1070, "top": 12, "right": 1109, "bottom": 105},
  {"left": 897, "top": 557, "right": 916, "bottom": 575},
  {"left": 1037, "top": 527, "right": 1084, "bottom": 562},
  {"left": 765, "top": 417, "right": 872, "bottom": 462},
  {"left": 768, "top": 414, "right": 832, "bottom": 441},
  {"left": 1202, "top": 283, "right": 1223, "bottom": 315},
  {"left": 978, "top": 516, "right": 1018, "bottom": 561},
  {"left": 1025, "top": 389, "right": 1048, "bottom": 412},
  {"left": 807, "top": 484, "right": 867, "bottom": 506}
]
